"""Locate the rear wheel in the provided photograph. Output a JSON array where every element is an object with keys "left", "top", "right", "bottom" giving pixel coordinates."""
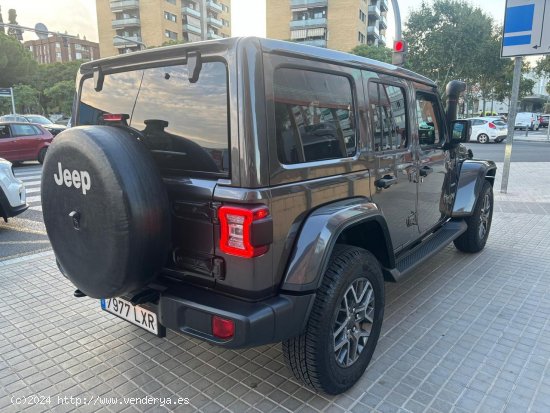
[
  {"left": 477, "top": 133, "right": 489, "bottom": 144},
  {"left": 454, "top": 181, "right": 493, "bottom": 253},
  {"left": 282, "top": 245, "right": 384, "bottom": 395},
  {"left": 38, "top": 148, "right": 47, "bottom": 164}
]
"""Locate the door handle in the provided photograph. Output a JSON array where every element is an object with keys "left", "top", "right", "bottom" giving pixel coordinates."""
[
  {"left": 419, "top": 166, "right": 433, "bottom": 177},
  {"left": 375, "top": 174, "right": 397, "bottom": 189}
]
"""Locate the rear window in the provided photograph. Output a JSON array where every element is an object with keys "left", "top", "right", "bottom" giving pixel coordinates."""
[{"left": 78, "top": 61, "right": 229, "bottom": 177}]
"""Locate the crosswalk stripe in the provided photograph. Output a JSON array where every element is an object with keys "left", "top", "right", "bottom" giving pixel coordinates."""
[
  {"left": 26, "top": 188, "right": 41, "bottom": 194},
  {"left": 18, "top": 177, "right": 41, "bottom": 183},
  {"left": 21, "top": 179, "right": 41, "bottom": 185},
  {"left": 29, "top": 205, "right": 42, "bottom": 212},
  {"left": 27, "top": 196, "right": 42, "bottom": 203},
  {"left": 15, "top": 170, "right": 42, "bottom": 177}
]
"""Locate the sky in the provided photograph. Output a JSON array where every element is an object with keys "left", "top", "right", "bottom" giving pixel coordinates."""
[{"left": 0, "top": 0, "right": 508, "bottom": 43}]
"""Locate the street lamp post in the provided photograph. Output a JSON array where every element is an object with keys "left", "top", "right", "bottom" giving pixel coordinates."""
[{"left": 391, "top": 0, "right": 402, "bottom": 41}]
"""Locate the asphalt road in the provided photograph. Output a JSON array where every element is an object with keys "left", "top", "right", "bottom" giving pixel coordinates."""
[
  {"left": 465, "top": 139, "right": 550, "bottom": 162},
  {"left": 1, "top": 134, "right": 549, "bottom": 261}
]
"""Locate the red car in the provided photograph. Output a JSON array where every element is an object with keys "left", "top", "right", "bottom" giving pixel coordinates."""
[{"left": 0, "top": 122, "right": 53, "bottom": 164}]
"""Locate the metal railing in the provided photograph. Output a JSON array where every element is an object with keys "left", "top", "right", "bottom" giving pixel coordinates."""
[
  {"left": 290, "top": 18, "right": 327, "bottom": 29},
  {"left": 182, "top": 7, "right": 201, "bottom": 18},
  {"left": 112, "top": 17, "right": 141, "bottom": 28}
]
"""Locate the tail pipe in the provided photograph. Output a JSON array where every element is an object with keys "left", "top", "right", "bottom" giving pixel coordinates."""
[{"left": 445, "top": 80, "right": 466, "bottom": 125}]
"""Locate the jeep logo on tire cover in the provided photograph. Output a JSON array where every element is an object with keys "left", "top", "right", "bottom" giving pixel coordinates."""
[{"left": 53, "top": 162, "right": 91, "bottom": 195}]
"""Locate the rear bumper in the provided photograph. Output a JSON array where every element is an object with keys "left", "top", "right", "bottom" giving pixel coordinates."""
[{"left": 158, "top": 282, "right": 315, "bottom": 348}]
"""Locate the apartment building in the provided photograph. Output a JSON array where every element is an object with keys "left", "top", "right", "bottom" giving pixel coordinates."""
[
  {"left": 96, "top": 0, "right": 231, "bottom": 57},
  {"left": 266, "top": 0, "right": 389, "bottom": 52},
  {"left": 24, "top": 35, "right": 100, "bottom": 64}
]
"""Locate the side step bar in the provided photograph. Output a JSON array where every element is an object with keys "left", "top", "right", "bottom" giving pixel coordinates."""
[{"left": 386, "top": 220, "right": 467, "bottom": 282}]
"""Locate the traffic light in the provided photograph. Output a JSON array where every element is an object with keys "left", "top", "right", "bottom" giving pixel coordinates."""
[{"left": 392, "top": 39, "right": 408, "bottom": 66}]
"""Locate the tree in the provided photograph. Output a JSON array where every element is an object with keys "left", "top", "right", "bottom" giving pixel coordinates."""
[
  {"left": 7, "top": 9, "right": 22, "bottom": 41},
  {"left": 404, "top": 0, "right": 496, "bottom": 95},
  {"left": 0, "top": 33, "right": 37, "bottom": 88},
  {"left": 44, "top": 80, "right": 75, "bottom": 114},
  {"left": 0, "top": 6, "right": 5, "bottom": 35},
  {"left": 350, "top": 44, "right": 392, "bottom": 64},
  {"left": 28, "top": 60, "right": 81, "bottom": 114},
  {"left": 12, "top": 84, "right": 41, "bottom": 113},
  {"left": 535, "top": 55, "right": 550, "bottom": 77}
]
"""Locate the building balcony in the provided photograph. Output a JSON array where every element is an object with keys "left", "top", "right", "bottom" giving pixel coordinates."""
[
  {"left": 379, "top": 14, "right": 387, "bottom": 28},
  {"left": 207, "top": 16, "right": 223, "bottom": 28},
  {"left": 290, "top": 0, "right": 327, "bottom": 7},
  {"left": 368, "top": 5, "right": 380, "bottom": 17},
  {"left": 290, "top": 18, "right": 327, "bottom": 29},
  {"left": 183, "top": 23, "right": 202, "bottom": 35},
  {"left": 380, "top": 0, "right": 389, "bottom": 12},
  {"left": 113, "top": 35, "right": 142, "bottom": 48},
  {"left": 379, "top": 34, "right": 386, "bottom": 45},
  {"left": 110, "top": 0, "right": 139, "bottom": 12},
  {"left": 112, "top": 17, "right": 141, "bottom": 29},
  {"left": 299, "top": 39, "right": 327, "bottom": 48},
  {"left": 182, "top": 7, "right": 201, "bottom": 18},
  {"left": 367, "top": 25, "right": 380, "bottom": 38},
  {"left": 208, "top": 31, "right": 222, "bottom": 39},
  {"left": 206, "top": 1, "right": 223, "bottom": 13}
]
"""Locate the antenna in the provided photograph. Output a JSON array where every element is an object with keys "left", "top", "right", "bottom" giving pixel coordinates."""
[{"left": 35, "top": 22, "right": 48, "bottom": 39}]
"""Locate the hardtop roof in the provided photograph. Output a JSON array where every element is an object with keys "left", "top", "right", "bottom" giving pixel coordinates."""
[{"left": 80, "top": 36, "right": 436, "bottom": 87}]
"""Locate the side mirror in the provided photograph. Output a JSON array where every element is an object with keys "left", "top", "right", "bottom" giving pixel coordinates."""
[{"left": 450, "top": 120, "right": 470, "bottom": 144}]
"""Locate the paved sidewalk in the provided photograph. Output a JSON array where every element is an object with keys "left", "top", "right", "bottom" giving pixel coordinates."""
[{"left": 1, "top": 163, "right": 550, "bottom": 413}]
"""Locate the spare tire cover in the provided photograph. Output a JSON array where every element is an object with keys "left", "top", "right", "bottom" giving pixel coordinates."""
[{"left": 41, "top": 126, "right": 170, "bottom": 299}]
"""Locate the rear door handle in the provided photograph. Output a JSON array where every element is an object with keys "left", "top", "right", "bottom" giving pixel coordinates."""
[
  {"left": 375, "top": 174, "right": 398, "bottom": 189},
  {"left": 419, "top": 166, "right": 433, "bottom": 177}
]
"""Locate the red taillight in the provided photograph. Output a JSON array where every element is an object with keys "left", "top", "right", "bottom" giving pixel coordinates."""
[
  {"left": 212, "top": 315, "right": 234, "bottom": 339},
  {"left": 488, "top": 122, "right": 496, "bottom": 129},
  {"left": 218, "top": 205, "right": 270, "bottom": 258},
  {"left": 102, "top": 113, "right": 124, "bottom": 121}
]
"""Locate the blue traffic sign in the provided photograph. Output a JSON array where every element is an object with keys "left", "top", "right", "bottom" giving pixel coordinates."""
[{"left": 502, "top": 0, "right": 549, "bottom": 57}]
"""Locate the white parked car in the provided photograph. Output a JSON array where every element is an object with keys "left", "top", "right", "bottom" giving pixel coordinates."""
[
  {"left": 0, "top": 158, "right": 27, "bottom": 222},
  {"left": 514, "top": 112, "right": 540, "bottom": 130},
  {"left": 467, "top": 117, "right": 508, "bottom": 143}
]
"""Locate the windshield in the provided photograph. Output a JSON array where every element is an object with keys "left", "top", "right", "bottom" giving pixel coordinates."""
[
  {"left": 26, "top": 115, "right": 53, "bottom": 125},
  {"left": 78, "top": 61, "right": 229, "bottom": 177}
]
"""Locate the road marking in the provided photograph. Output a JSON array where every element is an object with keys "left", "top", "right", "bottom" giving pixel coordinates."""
[
  {"left": 26, "top": 188, "right": 41, "bottom": 194},
  {"left": 29, "top": 206, "right": 43, "bottom": 212},
  {"left": 1, "top": 219, "right": 47, "bottom": 235},
  {"left": 26, "top": 195, "right": 41, "bottom": 203},
  {"left": 19, "top": 178, "right": 41, "bottom": 185}
]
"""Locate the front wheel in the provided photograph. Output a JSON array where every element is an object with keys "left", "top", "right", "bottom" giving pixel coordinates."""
[
  {"left": 477, "top": 133, "right": 490, "bottom": 144},
  {"left": 454, "top": 180, "right": 493, "bottom": 253},
  {"left": 282, "top": 245, "right": 385, "bottom": 395}
]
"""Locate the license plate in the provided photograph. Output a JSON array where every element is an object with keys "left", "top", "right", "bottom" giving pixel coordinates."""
[{"left": 100, "top": 297, "right": 163, "bottom": 336}]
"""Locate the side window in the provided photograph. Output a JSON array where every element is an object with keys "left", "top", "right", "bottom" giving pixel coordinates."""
[
  {"left": 368, "top": 82, "right": 408, "bottom": 151},
  {"left": 0, "top": 125, "right": 10, "bottom": 138},
  {"left": 274, "top": 68, "right": 356, "bottom": 165},
  {"left": 10, "top": 124, "right": 39, "bottom": 136},
  {"left": 415, "top": 92, "right": 443, "bottom": 147},
  {"left": 472, "top": 119, "right": 484, "bottom": 126}
]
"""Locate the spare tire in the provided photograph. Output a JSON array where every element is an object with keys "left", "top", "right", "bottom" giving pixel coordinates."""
[{"left": 41, "top": 126, "right": 170, "bottom": 299}]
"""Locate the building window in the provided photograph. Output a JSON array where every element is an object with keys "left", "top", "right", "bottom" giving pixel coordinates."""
[
  {"left": 76, "top": 52, "right": 82, "bottom": 60},
  {"left": 221, "top": 3, "right": 230, "bottom": 12},
  {"left": 221, "top": 18, "right": 230, "bottom": 27},
  {"left": 165, "top": 0, "right": 176, "bottom": 4},
  {"left": 56, "top": 52, "right": 62, "bottom": 62},
  {"left": 358, "top": 32, "right": 366, "bottom": 43},
  {"left": 165, "top": 29, "right": 178, "bottom": 40},
  {"left": 359, "top": 10, "right": 366, "bottom": 22},
  {"left": 164, "top": 11, "right": 177, "bottom": 22}
]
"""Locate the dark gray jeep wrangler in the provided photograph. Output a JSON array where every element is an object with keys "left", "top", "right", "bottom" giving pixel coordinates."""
[{"left": 41, "top": 37, "right": 496, "bottom": 394}]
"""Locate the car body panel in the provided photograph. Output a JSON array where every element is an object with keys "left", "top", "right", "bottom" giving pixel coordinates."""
[
  {"left": 0, "top": 122, "right": 53, "bottom": 162},
  {"left": 451, "top": 160, "right": 497, "bottom": 217},
  {"left": 0, "top": 158, "right": 28, "bottom": 220}
]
